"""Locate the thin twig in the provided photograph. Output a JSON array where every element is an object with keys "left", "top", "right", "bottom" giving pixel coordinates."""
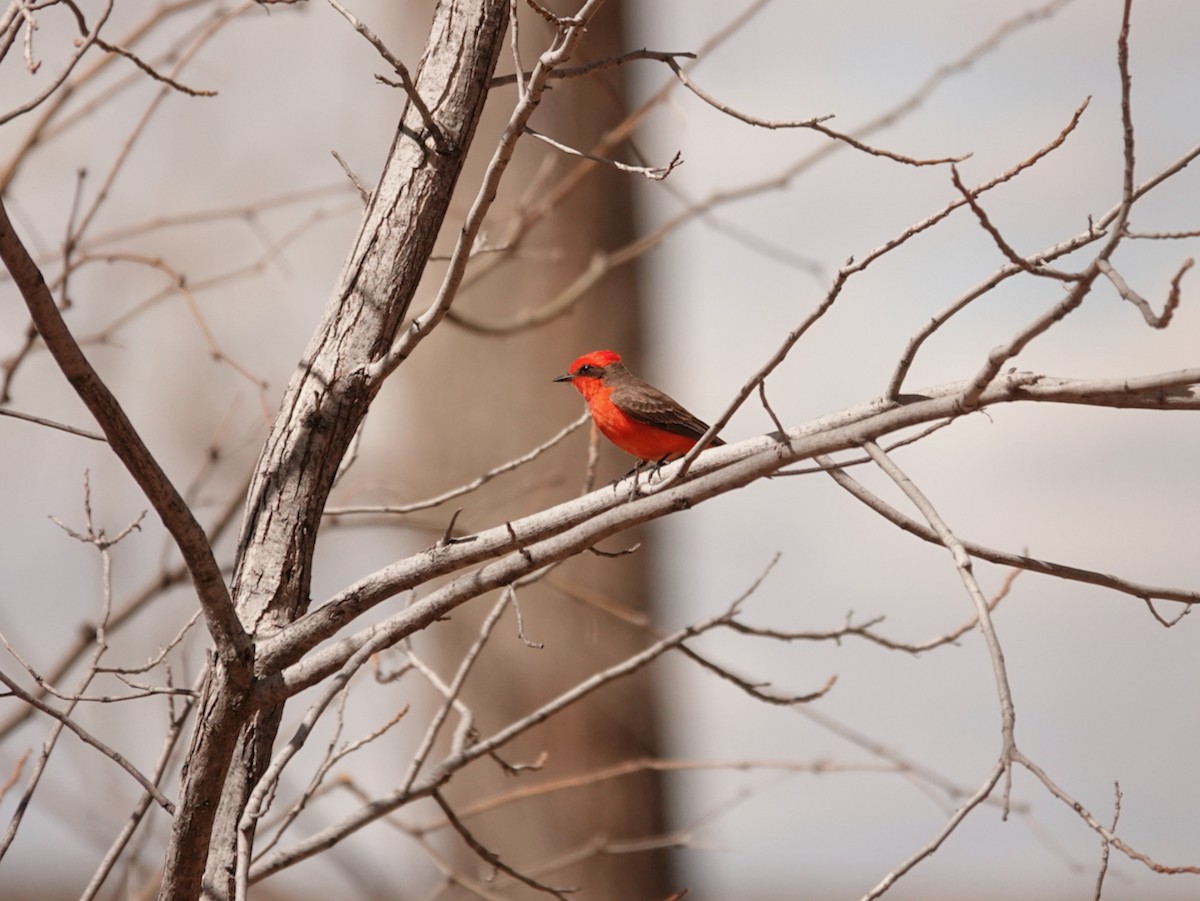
[
  {"left": 1140, "top": 598, "right": 1191, "bottom": 628},
  {"left": 251, "top": 601, "right": 760, "bottom": 881},
  {"left": 491, "top": 48, "right": 697, "bottom": 87},
  {"left": 95, "top": 36, "right": 216, "bottom": 96},
  {"left": 1015, "top": 749, "right": 1200, "bottom": 875},
  {"left": 449, "top": 0, "right": 1078, "bottom": 338},
  {"left": 330, "top": 149, "right": 370, "bottom": 203},
  {"left": 235, "top": 630, "right": 395, "bottom": 899},
  {"left": 1096, "top": 257, "right": 1191, "bottom": 328},
  {"left": 882, "top": 96, "right": 1093, "bottom": 397},
  {"left": 1093, "top": 782, "right": 1121, "bottom": 900},
  {"left": 752, "top": 381, "right": 783, "bottom": 435},
  {"left": 326, "top": 412, "right": 588, "bottom": 517},
  {"left": 79, "top": 671, "right": 201, "bottom": 901},
  {"left": 957, "top": 266, "right": 1099, "bottom": 410},
  {"left": 1100, "top": 0, "right": 1137, "bottom": 260},
  {"left": 665, "top": 58, "right": 966, "bottom": 167},
  {"left": 433, "top": 790, "right": 576, "bottom": 899},
  {"left": 0, "top": 406, "right": 106, "bottom": 441},
  {"left": 727, "top": 564, "right": 1017, "bottom": 655},
  {"left": 327, "top": 0, "right": 450, "bottom": 153},
  {"left": 398, "top": 592, "right": 513, "bottom": 795},
  {"left": 508, "top": 0, "right": 524, "bottom": 97},
  {"left": 254, "top": 701, "right": 409, "bottom": 863},
  {"left": 0, "top": 0, "right": 115, "bottom": 127},
  {"left": 525, "top": 126, "right": 682, "bottom": 180},
  {"left": 819, "top": 450, "right": 1195, "bottom": 605},
  {"left": 372, "top": 0, "right": 609, "bottom": 381},
  {"left": 861, "top": 760, "right": 1007, "bottom": 900},
  {"left": 0, "top": 669, "right": 175, "bottom": 813},
  {"left": 949, "top": 164, "right": 1078, "bottom": 281},
  {"left": 679, "top": 645, "right": 837, "bottom": 705},
  {"left": 861, "top": 440, "right": 1016, "bottom": 766}
]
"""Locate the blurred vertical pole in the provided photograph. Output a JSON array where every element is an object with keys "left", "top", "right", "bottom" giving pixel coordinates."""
[{"left": 378, "top": 2, "right": 675, "bottom": 896}]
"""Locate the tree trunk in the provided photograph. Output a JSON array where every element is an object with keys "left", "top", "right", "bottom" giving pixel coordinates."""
[{"left": 157, "top": 2, "right": 510, "bottom": 898}]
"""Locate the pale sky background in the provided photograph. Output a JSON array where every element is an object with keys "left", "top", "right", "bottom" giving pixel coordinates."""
[
  {"left": 0, "top": 1, "right": 1198, "bottom": 899},
  {"left": 633, "top": 2, "right": 1200, "bottom": 899}
]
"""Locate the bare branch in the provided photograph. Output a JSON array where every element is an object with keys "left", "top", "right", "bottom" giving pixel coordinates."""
[
  {"left": 727, "top": 563, "right": 1016, "bottom": 655},
  {"left": 330, "top": 149, "right": 370, "bottom": 203},
  {"left": 1015, "top": 749, "right": 1200, "bottom": 875},
  {"left": 0, "top": 196, "right": 248, "bottom": 659},
  {"left": 94, "top": 36, "right": 217, "bottom": 96},
  {"left": 861, "top": 760, "right": 1007, "bottom": 900},
  {"left": 397, "top": 592, "right": 513, "bottom": 796},
  {"left": 673, "top": 97, "right": 1094, "bottom": 479},
  {"left": 678, "top": 645, "right": 837, "bottom": 705},
  {"left": 957, "top": 269, "right": 1100, "bottom": 410},
  {"left": 79, "top": 670, "right": 202, "bottom": 901},
  {"left": 373, "top": 0, "right": 609, "bottom": 379},
  {"left": 861, "top": 440, "right": 1016, "bottom": 762},
  {"left": 0, "top": 1, "right": 114, "bottom": 127},
  {"left": 415, "top": 755, "right": 901, "bottom": 835},
  {"left": 0, "top": 752, "right": 29, "bottom": 807},
  {"left": 432, "top": 790, "right": 577, "bottom": 899},
  {"left": 1097, "top": 256, "right": 1192, "bottom": 328},
  {"left": 327, "top": 0, "right": 450, "bottom": 153},
  {"left": 949, "top": 164, "right": 1079, "bottom": 281},
  {"left": 1125, "top": 227, "right": 1200, "bottom": 240},
  {"left": 444, "top": 0, "right": 1076, "bottom": 340},
  {"left": 0, "top": 405, "right": 106, "bottom": 441},
  {"left": 665, "top": 57, "right": 966, "bottom": 167},
  {"left": 261, "top": 365, "right": 1200, "bottom": 686},
  {"left": 235, "top": 641, "right": 380, "bottom": 900},
  {"left": 0, "top": 669, "right": 175, "bottom": 813},
  {"left": 326, "top": 412, "right": 588, "bottom": 517},
  {"left": 491, "top": 48, "right": 697, "bottom": 87},
  {"left": 254, "top": 701, "right": 409, "bottom": 862},
  {"left": 0, "top": 472, "right": 246, "bottom": 742},
  {"left": 525, "top": 126, "right": 682, "bottom": 180},
  {"left": 1093, "top": 782, "right": 1121, "bottom": 901},
  {"left": 252, "top": 605, "right": 752, "bottom": 881},
  {"left": 885, "top": 96, "right": 1093, "bottom": 397},
  {"left": 821, "top": 450, "right": 1196, "bottom": 605},
  {"left": 1141, "top": 598, "right": 1191, "bottom": 628},
  {"left": 1101, "top": 0, "right": 1137, "bottom": 259}
]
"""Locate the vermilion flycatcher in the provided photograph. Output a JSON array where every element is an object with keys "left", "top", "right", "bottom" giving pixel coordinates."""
[{"left": 554, "top": 350, "right": 725, "bottom": 464}]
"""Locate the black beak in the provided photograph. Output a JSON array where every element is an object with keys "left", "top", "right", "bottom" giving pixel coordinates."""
[{"left": 552, "top": 372, "right": 575, "bottom": 383}]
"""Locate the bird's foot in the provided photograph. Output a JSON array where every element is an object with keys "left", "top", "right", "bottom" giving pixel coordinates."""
[
  {"left": 648, "top": 454, "right": 673, "bottom": 482},
  {"left": 609, "top": 460, "right": 652, "bottom": 499}
]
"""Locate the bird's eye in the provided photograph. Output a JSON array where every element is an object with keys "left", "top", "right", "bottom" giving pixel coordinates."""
[{"left": 577, "top": 365, "right": 595, "bottom": 375}]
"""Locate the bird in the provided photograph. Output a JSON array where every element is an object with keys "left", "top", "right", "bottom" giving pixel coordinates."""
[{"left": 554, "top": 349, "right": 724, "bottom": 466}]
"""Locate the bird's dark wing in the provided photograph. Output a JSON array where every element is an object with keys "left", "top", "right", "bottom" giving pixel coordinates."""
[{"left": 608, "top": 381, "right": 725, "bottom": 445}]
